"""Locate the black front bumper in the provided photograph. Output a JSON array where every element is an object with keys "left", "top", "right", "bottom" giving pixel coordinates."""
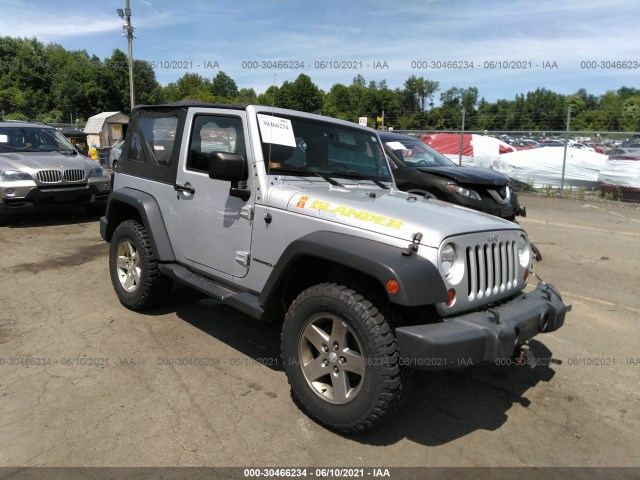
[
  {"left": 395, "top": 282, "right": 570, "bottom": 370},
  {"left": 0, "top": 185, "right": 110, "bottom": 215}
]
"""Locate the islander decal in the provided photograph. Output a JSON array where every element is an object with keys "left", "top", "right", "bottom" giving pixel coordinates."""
[
  {"left": 294, "top": 196, "right": 403, "bottom": 229},
  {"left": 295, "top": 195, "right": 311, "bottom": 208}
]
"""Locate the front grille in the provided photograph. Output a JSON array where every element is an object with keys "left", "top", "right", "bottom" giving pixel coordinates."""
[
  {"left": 36, "top": 170, "right": 86, "bottom": 183},
  {"left": 63, "top": 169, "right": 85, "bottom": 182},
  {"left": 466, "top": 240, "right": 517, "bottom": 301},
  {"left": 37, "top": 170, "right": 62, "bottom": 183},
  {"left": 487, "top": 185, "right": 511, "bottom": 205}
]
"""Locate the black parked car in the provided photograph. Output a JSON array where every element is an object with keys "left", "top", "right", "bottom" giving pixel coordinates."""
[{"left": 380, "top": 132, "right": 524, "bottom": 220}]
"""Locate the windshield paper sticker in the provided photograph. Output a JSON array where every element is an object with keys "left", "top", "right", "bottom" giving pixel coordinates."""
[
  {"left": 385, "top": 141, "right": 407, "bottom": 150},
  {"left": 257, "top": 114, "right": 296, "bottom": 147}
]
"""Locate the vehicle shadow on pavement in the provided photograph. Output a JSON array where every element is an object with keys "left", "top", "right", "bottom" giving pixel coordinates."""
[
  {"left": 1, "top": 209, "right": 103, "bottom": 228},
  {"left": 147, "top": 284, "right": 284, "bottom": 371},
  {"left": 146, "top": 285, "right": 560, "bottom": 445},
  {"left": 353, "top": 340, "right": 558, "bottom": 446}
]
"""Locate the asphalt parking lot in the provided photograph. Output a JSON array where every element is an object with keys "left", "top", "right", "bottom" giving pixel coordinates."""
[{"left": 0, "top": 194, "right": 639, "bottom": 468}]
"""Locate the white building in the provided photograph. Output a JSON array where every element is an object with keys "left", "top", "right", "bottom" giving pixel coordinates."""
[{"left": 84, "top": 111, "right": 129, "bottom": 147}]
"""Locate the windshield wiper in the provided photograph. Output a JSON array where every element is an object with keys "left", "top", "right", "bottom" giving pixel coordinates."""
[
  {"left": 274, "top": 166, "right": 343, "bottom": 187},
  {"left": 334, "top": 170, "right": 389, "bottom": 189},
  {"left": 58, "top": 150, "right": 77, "bottom": 155}
]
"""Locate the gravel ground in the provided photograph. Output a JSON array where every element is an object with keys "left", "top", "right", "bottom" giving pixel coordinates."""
[{"left": 0, "top": 195, "right": 638, "bottom": 469}]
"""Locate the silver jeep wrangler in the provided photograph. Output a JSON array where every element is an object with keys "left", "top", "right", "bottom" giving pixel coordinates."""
[{"left": 100, "top": 101, "right": 569, "bottom": 433}]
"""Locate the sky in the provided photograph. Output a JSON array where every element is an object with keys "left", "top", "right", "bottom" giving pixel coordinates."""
[{"left": 1, "top": 0, "right": 639, "bottom": 102}]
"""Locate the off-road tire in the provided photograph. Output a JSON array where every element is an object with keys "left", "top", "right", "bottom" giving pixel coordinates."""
[
  {"left": 281, "top": 283, "right": 411, "bottom": 433},
  {"left": 109, "top": 219, "right": 172, "bottom": 310}
]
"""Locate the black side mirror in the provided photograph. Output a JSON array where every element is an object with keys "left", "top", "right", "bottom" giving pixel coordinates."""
[
  {"left": 208, "top": 152, "right": 247, "bottom": 181},
  {"left": 208, "top": 152, "right": 250, "bottom": 201}
]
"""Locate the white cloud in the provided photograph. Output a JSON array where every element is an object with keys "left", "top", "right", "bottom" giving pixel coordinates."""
[
  {"left": 1, "top": 0, "right": 637, "bottom": 100},
  {"left": 0, "top": 2, "right": 185, "bottom": 40}
]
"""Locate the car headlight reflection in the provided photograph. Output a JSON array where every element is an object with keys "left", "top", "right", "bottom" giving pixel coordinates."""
[
  {"left": 0, "top": 169, "right": 32, "bottom": 181},
  {"left": 446, "top": 183, "right": 482, "bottom": 200},
  {"left": 517, "top": 234, "right": 531, "bottom": 268},
  {"left": 439, "top": 243, "right": 464, "bottom": 285},
  {"left": 440, "top": 243, "right": 455, "bottom": 277},
  {"left": 89, "top": 167, "right": 106, "bottom": 178}
]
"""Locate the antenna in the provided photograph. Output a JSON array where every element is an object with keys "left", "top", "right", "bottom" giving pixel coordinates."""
[{"left": 264, "top": 74, "right": 277, "bottom": 224}]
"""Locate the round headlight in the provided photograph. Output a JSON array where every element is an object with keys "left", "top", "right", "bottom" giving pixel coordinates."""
[
  {"left": 517, "top": 235, "right": 531, "bottom": 268},
  {"left": 440, "top": 243, "right": 456, "bottom": 277}
]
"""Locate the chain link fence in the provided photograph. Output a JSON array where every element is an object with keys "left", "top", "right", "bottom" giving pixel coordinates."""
[
  {"left": 394, "top": 130, "right": 640, "bottom": 203},
  {"left": 34, "top": 121, "right": 640, "bottom": 203}
]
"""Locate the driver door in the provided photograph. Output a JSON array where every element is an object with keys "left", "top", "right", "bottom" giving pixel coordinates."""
[{"left": 171, "top": 109, "right": 253, "bottom": 278}]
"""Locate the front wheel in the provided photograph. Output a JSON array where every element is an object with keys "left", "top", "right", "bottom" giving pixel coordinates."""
[
  {"left": 109, "top": 219, "right": 172, "bottom": 310},
  {"left": 281, "top": 283, "right": 411, "bottom": 433}
]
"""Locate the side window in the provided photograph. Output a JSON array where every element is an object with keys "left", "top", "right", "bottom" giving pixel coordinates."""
[
  {"left": 128, "top": 132, "right": 146, "bottom": 163},
  {"left": 135, "top": 116, "right": 178, "bottom": 167},
  {"left": 187, "top": 115, "right": 246, "bottom": 172},
  {"left": 126, "top": 116, "right": 177, "bottom": 166}
]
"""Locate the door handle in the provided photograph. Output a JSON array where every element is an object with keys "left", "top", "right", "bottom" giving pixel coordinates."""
[{"left": 174, "top": 183, "right": 195, "bottom": 194}]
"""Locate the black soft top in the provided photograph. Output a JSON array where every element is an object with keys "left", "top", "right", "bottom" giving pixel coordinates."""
[{"left": 134, "top": 100, "right": 249, "bottom": 111}]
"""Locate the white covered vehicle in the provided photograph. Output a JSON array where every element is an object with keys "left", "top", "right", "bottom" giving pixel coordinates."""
[
  {"left": 492, "top": 147, "right": 608, "bottom": 189},
  {"left": 597, "top": 153, "right": 640, "bottom": 200}
]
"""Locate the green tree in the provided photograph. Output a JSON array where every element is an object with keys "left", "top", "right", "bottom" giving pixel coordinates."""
[
  {"left": 235, "top": 87, "right": 257, "bottom": 103},
  {"left": 256, "top": 85, "right": 279, "bottom": 106},
  {"left": 352, "top": 74, "right": 366, "bottom": 87},
  {"left": 596, "top": 91, "right": 621, "bottom": 130},
  {"left": 0, "top": 37, "right": 51, "bottom": 118},
  {"left": 323, "top": 83, "right": 353, "bottom": 120},
  {"left": 161, "top": 72, "right": 214, "bottom": 103},
  {"left": 102, "top": 49, "right": 131, "bottom": 111},
  {"left": 400, "top": 75, "right": 439, "bottom": 113},
  {"left": 132, "top": 59, "right": 162, "bottom": 106},
  {"left": 621, "top": 96, "right": 640, "bottom": 131},
  {"left": 211, "top": 71, "right": 238, "bottom": 100},
  {"left": 276, "top": 74, "right": 323, "bottom": 113}
]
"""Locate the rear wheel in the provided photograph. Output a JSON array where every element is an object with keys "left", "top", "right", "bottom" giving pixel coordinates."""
[
  {"left": 109, "top": 219, "right": 172, "bottom": 310},
  {"left": 281, "top": 283, "right": 411, "bottom": 433}
]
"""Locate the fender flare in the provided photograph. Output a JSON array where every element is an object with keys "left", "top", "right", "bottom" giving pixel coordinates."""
[
  {"left": 100, "top": 188, "right": 175, "bottom": 262},
  {"left": 259, "top": 230, "right": 448, "bottom": 307}
]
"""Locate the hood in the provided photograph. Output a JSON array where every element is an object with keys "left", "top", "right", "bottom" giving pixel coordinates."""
[
  {"left": 0, "top": 152, "right": 95, "bottom": 171},
  {"left": 267, "top": 178, "right": 518, "bottom": 247},
  {"left": 416, "top": 165, "right": 509, "bottom": 186}
]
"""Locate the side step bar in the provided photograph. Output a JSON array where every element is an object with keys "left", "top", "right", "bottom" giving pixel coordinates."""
[{"left": 158, "top": 264, "right": 264, "bottom": 320}]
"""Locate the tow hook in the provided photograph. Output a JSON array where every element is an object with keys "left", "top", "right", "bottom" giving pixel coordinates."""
[{"left": 513, "top": 342, "right": 536, "bottom": 369}]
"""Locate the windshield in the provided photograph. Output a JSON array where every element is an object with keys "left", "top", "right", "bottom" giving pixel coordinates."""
[
  {"left": 0, "top": 126, "right": 76, "bottom": 154},
  {"left": 384, "top": 137, "right": 455, "bottom": 168},
  {"left": 257, "top": 112, "right": 392, "bottom": 183}
]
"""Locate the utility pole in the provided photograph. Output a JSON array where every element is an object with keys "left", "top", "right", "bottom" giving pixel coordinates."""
[
  {"left": 560, "top": 105, "right": 571, "bottom": 195},
  {"left": 117, "top": 0, "right": 136, "bottom": 111},
  {"left": 458, "top": 107, "right": 466, "bottom": 166}
]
